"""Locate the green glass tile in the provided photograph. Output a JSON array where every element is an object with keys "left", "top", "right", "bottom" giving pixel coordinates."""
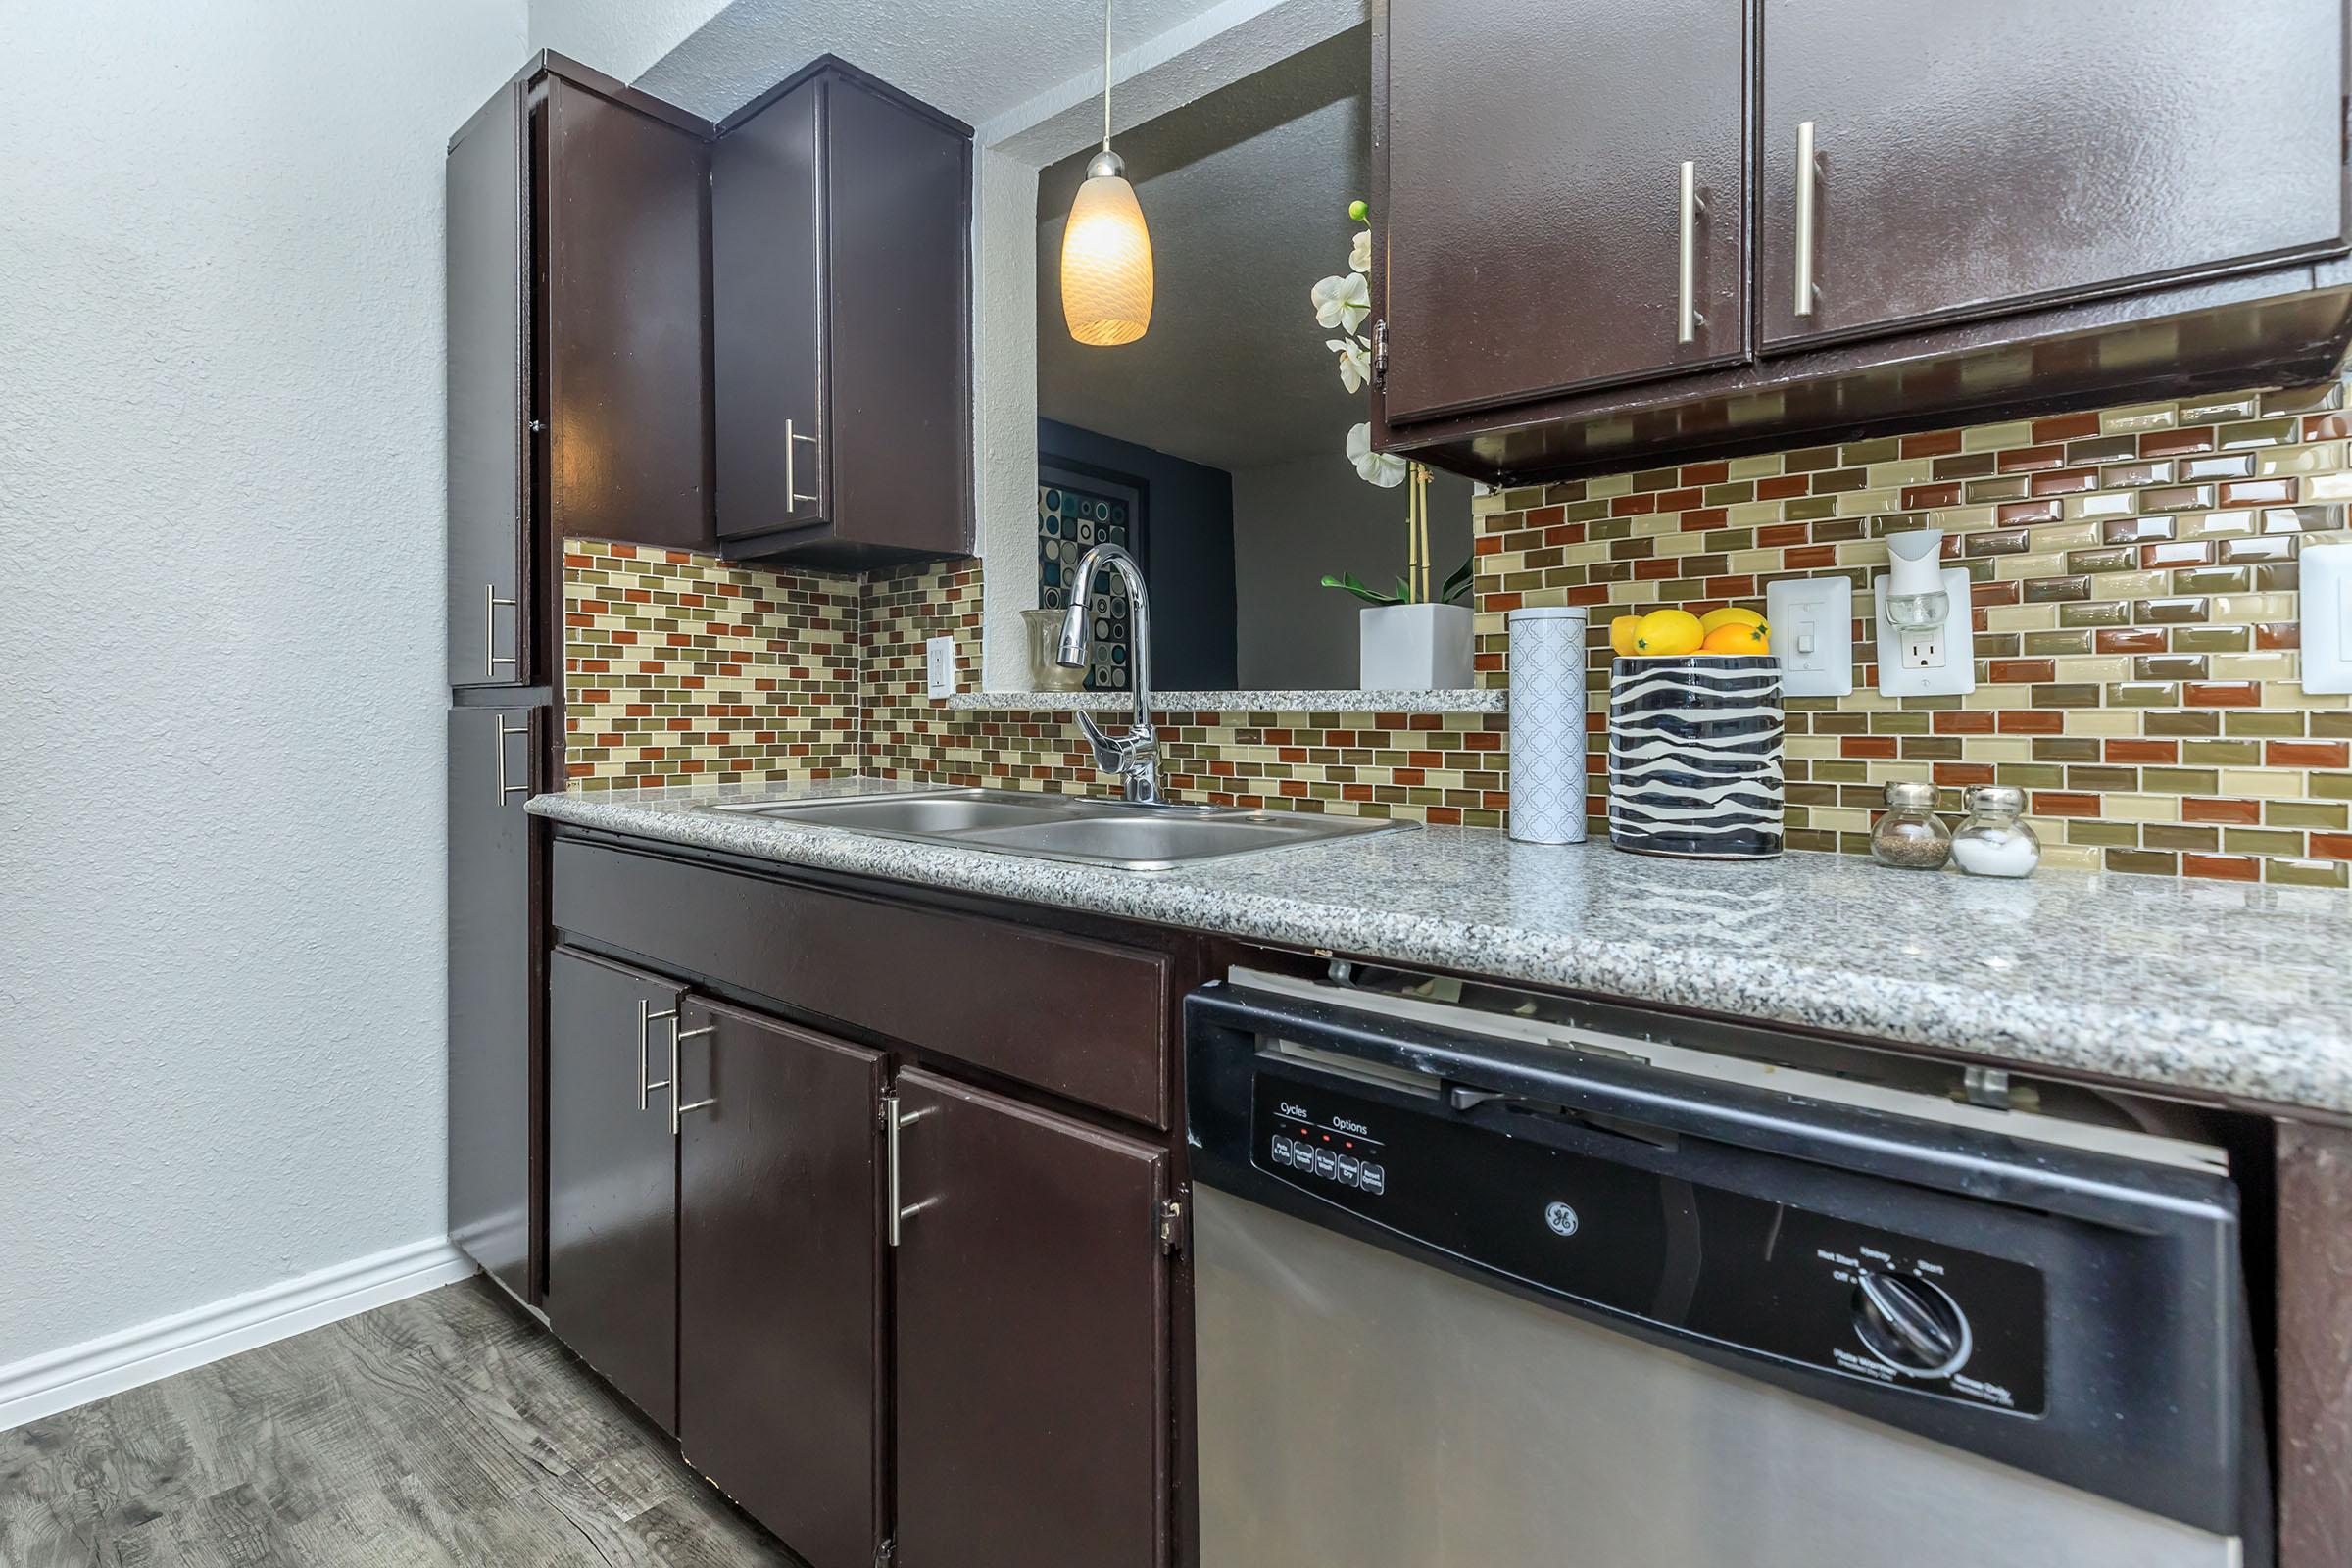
[
  {"left": 1869, "top": 710, "right": 1935, "bottom": 734},
  {"left": 1702, "top": 530, "right": 1755, "bottom": 552},
  {"left": 2065, "top": 434, "right": 2142, "bottom": 464},
  {"left": 2068, "top": 820, "right": 2141, "bottom": 848},
  {"left": 2180, "top": 395, "right": 2263, "bottom": 424},
  {"left": 2218, "top": 416, "right": 2302, "bottom": 449},
  {"left": 2105, "top": 849, "right": 2179, "bottom": 877},
  {"left": 1901, "top": 737, "right": 1964, "bottom": 760},
  {"left": 1501, "top": 487, "right": 1548, "bottom": 511},
  {"left": 2031, "top": 737, "right": 2101, "bottom": 762},
  {"left": 1840, "top": 436, "right": 1903, "bottom": 466},
  {"left": 1785, "top": 445, "right": 1841, "bottom": 473},
  {"left": 2133, "top": 655, "right": 2209, "bottom": 681},
  {"left": 2023, "top": 630, "right": 2095, "bottom": 657},
  {"left": 2066, "top": 546, "right": 2140, "bottom": 574},
  {"left": 2180, "top": 741, "right": 2263, "bottom": 768},
  {"left": 1934, "top": 453, "right": 1999, "bottom": 480},
  {"left": 2109, "top": 682, "right": 2180, "bottom": 708},
  {"left": 2067, "top": 765, "right": 2139, "bottom": 792},
  {"left": 1588, "top": 517, "right": 1635, "bottom": 540},
  {"left": 1562, "top": 499, "right": 1613, "bottom": 522},
  {"left": 2143, "top": 824, "right": 2222, "bottom": 852},
  {"left": 2172, "top": 624, "right": 2251, "bottom": 653},
  {"left": 2225, "top": 828, "right": 2309, "bottom": 857},
  {"left": 2059, "top": 601, "right": 2132, "bottom": 628},
  {"left": 2314, "top": 772, "right": 2352, "bottom": 802},
  {"left": 2262, "top": 383, "right": 2346, "bottom": 416},
  {"left": 1995, "top": 763, "right": 2070, "bottom": 789},
  {"left": 2145, "top": 710, "right": 2224, "bottom": 737},
  {"left": 2267, "top": 858, "right": 2350, "bottom": 889},
  {"left": 1977, "top": 633, "right": 2021, "bottom": 660},
  {"left": 2135, "top": 597, "right": 2211, "bottom": 624},
  {"left": 1865, "top": 512, "right": 1930, "bottom": 537},
  {"left": 2224, "top": 710, "right": 2307, "bottom": 738},
  {"left": 1785, "top": 497, "right": 1838, "bottom": 521},
  {"left": 1813, "top": 518, "right": 1869, "bottom": 542},
  {"left": 2270, "top": 800, "right": 2350, "bottom": 829},
  {"left": 1965, "top": 475, "right": 2034, "bottom": 503},
  {"left": 2170, "top": 565, "right": 2253, "bottom": 594},
  {"left": 1633, "top": 466, "right": 1680, "bottom": 491},
  {"left": 1811, "top": 467, "right": 1868, "bottom": 493},
  {"left": 1814, "top": 760, "right": 1870, "bottom": 783},
  {"left": 2024, "top": 576, "right": 2093, "bottom": 604},
  {"left": 2313, "top": 713, "right": 2352, "bottom": 738},
  {"left": 1703, "top": 482, "right": 1755, "bottom": 506},
  {"left": 2141, "top": 766, "right": 2222, "bottom": 794}
]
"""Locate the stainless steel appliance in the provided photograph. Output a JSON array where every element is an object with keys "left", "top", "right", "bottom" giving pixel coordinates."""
[{"left": 1185, "top": 971, "right": 2269, "bottom": 1568}]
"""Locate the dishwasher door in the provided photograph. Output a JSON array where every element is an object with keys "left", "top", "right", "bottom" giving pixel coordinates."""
[
  {"left": 1197, "top": 1186, "right": 2237, "bottom": 1568},
  {"left": 1185, "top": 981, "right": 2259, "bottom": 1568}
]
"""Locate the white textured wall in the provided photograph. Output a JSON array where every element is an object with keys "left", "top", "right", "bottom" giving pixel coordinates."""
[
  {"left": 529, "top": 0, "right": 733, "bottom": 84},
  {"left": 0, "top": 1, "right": 524, "bottom": 1367}
]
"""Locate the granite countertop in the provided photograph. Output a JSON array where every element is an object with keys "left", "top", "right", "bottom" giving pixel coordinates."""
[
  {"left": 945, "top": 688, "right": 1507, "bottom": 713},
  {"left": 530, "top": 777, "right": 2352, "bottom": 1116}
]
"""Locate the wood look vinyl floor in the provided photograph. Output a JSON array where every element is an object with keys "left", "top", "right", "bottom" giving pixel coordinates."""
[{"left": 0, "top": 1279, "right": 800, "bottom": 1567}]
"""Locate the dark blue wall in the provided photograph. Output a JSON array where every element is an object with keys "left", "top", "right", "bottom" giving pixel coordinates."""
[{"left": 1039, "top": 418, "right": 1239, "bottom": 690}]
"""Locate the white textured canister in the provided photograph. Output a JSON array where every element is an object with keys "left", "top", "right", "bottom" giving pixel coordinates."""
[{"left": 1507, "top": 606, "right": 1590, "bottom": 844}]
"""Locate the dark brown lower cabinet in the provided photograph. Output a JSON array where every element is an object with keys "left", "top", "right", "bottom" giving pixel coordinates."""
[
  {"left": 676, "top": 1000, "right": 886, "bottom": 1568},
  {"left": 890, "top": 1068, "right": 1171, "bottom": 1568},
  {"left": 545, "top": 946, "right": 682, "bottom": 1433}
]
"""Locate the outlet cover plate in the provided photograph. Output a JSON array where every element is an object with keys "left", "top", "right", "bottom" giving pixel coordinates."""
[
  {"left": 1766, "top": 576, "right": 1854, "bottom": 697},
  {"left": 925, "top": 635, "right": 957, "bottom": 699},
  {"left": 2303, "top": 542, "right": 2352, "bottom": 695},
  {"left": 1874, "top": 567, "right": 1977, "bottom": 697}
]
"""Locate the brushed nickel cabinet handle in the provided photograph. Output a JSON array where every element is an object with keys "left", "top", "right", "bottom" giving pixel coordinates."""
[
  {"left": 884, "top": 1093, "right": 937, "bottom": 1248},
  {"left": 1793, "top": 121, "right": 1819, "bottom": 319},
  {"left": 671, "top": 1022, "right": 716, "bottom": 1136},
  {"left": 493, "top": 715, "right": 529, "bottom": 805},
  {"left": 785, "top": 418, "right": 819, "bottom": 509},
  {"left": 1676, "top": 160, "right": 1706, "bottom": 346},
  {"left": 484, "top": 583, "right": 519, "bottom": 679},
  {"left": 637, "top": 1002, "right": 677, "bottom": 1109}
]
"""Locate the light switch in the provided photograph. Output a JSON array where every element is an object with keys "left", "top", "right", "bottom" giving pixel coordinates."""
[
  {"left": 1766, "top": 576, "right": 1853, "bottom": 697},
  {"left": 925, "top": 635, "right": 957, "bottom": 699},
  {"left": 2302, "top": 542, "right": 2352, "bottom": 696},
  {"left": 1873, "top": 567, "right": 1978, "bottom": 698}
]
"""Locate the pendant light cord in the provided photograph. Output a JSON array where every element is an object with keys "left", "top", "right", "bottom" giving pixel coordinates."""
[{"left": 1102, "top": 0, "right": 1114, "bottom": 150}]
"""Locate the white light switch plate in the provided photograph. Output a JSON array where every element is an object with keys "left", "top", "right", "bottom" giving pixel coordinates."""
[
  {"left": 925, "top": 635, "right": 957, "bottom": 699},
  {"left": 2302, "top": 542, "right": 2352, "bottom": 695},
  {"left": 1874, "top": 566, "right": 1977, "bottom": 697},
  {"left": 1766, "top": 576, "right": 1853, "bottom": 697}
]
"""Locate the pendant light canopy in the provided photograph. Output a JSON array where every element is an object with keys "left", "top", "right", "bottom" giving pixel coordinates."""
[{"left": 1061, "top": 0, "right": 1153, "bottom": 346}]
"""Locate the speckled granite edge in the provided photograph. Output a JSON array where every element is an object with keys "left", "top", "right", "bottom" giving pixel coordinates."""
[
  {"left": 529, "top": 781, "right": 2352, "bottom": 1116},
  {"left": 945, "top": 688, "right": 1508, "bottom": 713}
]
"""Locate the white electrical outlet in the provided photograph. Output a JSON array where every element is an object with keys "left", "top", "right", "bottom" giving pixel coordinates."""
[
  {"left": 2303, "top": 542, "right": 2352, "bottom": 696},
  {"left": 1765, "top": 576, "right": 1853, "bottom": 697},
  {"left": 925, "top": 635, "right": 957, "bottom": 700},
  {"left": 1874, "top": 567, "right": 1977, "bottom": 698}
]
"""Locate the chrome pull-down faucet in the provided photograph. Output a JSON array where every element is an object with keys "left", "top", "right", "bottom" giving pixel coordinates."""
[{"left": 1055, "top": 542, "right": 1172, "bottom": 806}]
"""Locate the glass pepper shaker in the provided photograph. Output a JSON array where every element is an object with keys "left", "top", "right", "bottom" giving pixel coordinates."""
[
  {"left": 1951, "top": 784, "right": 2041, "bottom": 878},
  {"left": 1871, "top": 780, "right": 1951, "bottom": 870}
]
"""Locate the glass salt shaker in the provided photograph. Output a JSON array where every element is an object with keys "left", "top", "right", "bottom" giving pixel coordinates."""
[
  {"left": 1871, "top": 780, "right": 1951, "bottom": 870},
  {"left": 1950, "top": 784, "right": 2041, "bottom": 878}
]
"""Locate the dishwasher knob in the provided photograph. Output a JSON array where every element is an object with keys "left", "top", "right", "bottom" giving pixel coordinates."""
[{"left": 1852, "top": 1271, "right": 1970, "bottom": 1377}]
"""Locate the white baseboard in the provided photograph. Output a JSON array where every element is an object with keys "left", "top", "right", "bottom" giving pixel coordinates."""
[{"left": 0, "top": 1237, "right": 477, "bottom": 1433}]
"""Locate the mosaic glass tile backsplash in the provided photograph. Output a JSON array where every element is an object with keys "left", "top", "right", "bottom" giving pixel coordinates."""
[{"left": 562, "top": 379, "right": 2352, "bottom": 884}]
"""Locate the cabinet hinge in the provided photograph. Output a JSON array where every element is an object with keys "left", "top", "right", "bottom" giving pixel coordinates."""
[
  {"left": 1371, "top": 319, "right": 1390, "bottom": 391},
  {"left": 1158, "top": 1198, "right": 1187, "bottom": 1254}
]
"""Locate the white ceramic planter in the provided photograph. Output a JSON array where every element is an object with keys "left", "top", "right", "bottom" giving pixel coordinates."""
[{"left": 1359, "top": 602, "right": 1474, "bottom": 691}]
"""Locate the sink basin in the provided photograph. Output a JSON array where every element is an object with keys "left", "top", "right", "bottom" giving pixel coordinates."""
[{"left": 707, "top": 788, "right": 1410, "bottom": 869}]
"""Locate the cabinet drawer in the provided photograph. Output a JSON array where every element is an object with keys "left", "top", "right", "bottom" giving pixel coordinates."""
[{"left": 551, "top": 840, "right": 1171, "bottom": 1126}]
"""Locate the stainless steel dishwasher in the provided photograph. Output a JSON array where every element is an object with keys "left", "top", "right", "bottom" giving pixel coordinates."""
[{"left": 1185, "top": 971, "right": 2270, "bottom": 1568}]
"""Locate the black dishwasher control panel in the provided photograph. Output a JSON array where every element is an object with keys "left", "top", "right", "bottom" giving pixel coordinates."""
[{"left": 1252, "top": 1069, "right": 2047, "bottom": 1414}]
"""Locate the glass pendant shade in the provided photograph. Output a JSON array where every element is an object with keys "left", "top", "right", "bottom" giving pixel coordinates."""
[{"left": 1062, "top": 156, "right": 1153, "bottom": 346}]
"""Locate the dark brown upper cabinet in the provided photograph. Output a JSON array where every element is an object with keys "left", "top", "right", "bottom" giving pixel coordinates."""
[
  {"left": 544, "top": 945, "right": 683, "bottom": 1433},
  {"left": 446, "top": 55, "right": 714, "bottom": 693},
  {"left": 712, "top": 58, "right": 975, "bottom": 567},
  {"left": 890, "top": 1069, "right": 1170, "bottom": 1568},
  {"left": 677, "top": 1001, "right": 886, "bottom": 1568},
  {"left": 1757, "top": 0, "right": 2349, "bottom": 352},
  {"left": 1369, "top": 0, "right": 2352, "bottom": 485},
  {"left": 1380, "top": 0, "right": 1746, "bottom": 422}
]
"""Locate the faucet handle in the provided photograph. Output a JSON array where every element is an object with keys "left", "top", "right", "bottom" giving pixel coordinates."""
[{"left": 1076, "top": 709, "right": 1142, "bottom": 772}]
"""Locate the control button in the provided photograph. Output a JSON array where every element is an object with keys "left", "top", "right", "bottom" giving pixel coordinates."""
[
  {"left": 1336, "top": 1155, "right": 1362, "bottom": 1186},
  {"left": 1358, "top": 1163, "right": 1386, "bottom": 1195},
  {"left": 1270, "top": 1136, "right": 1295, "bottom": 1166},
  {"left": 1313, "top": 1150, "right": 1340, "bottom": 1179},
  {"left": 1852, "top": 1271, "right": 1971, "bottom": 1378}
]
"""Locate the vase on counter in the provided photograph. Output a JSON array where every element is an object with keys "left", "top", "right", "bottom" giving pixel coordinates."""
[
  {"left": 1359, "top": 602, "right": 1473, "bottom": 691},
  {"left": 1606, "top": 655, "right": 1785, "bottom": 859}
]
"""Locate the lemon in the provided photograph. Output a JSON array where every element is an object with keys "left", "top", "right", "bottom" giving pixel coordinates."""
[
  {"left": 1632, "top": 609, "right": 1704, "bottom": 657},
  {"left": 1699, "top": 606, "right": 1767, "bottom": 635},
  {"left": 1609, "top": 614, "right": 1643, "bottom": 657},
  {"left": 1701, "top": 622, "right": 1770, "bottom": 655}
]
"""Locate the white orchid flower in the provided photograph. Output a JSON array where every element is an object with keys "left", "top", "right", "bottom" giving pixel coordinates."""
[
  {"left": 1349, "top": 228, "right": 1372, "bottom": 274},
  {"left": 1311, "top": 271, "right": 1371, "bottom": 335},
  {"left": 1328, "top": 336, "right": 1370, "bottom": 394},
  {"left": 1347, "top": 421, "right": 1408, "bottom": 488}
]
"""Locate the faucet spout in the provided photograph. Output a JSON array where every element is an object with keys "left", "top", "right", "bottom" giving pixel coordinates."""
[{"left": 1054, "top": 542, "right": 1170, "bottom": 806}]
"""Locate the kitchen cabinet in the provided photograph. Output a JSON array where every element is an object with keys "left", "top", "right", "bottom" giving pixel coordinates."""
[
  {"left": 712, "top": 58, "right": 974, "bottom": 567},
  {"left": 676, "top": 1000, "right": 886, "bottom": 1568},
  {"left": 1757, "top": 0, "right": 2347, "bottom": 350},
  {"left": 445, "top": 705, "right": 544, "bottom": 1301},
  {"left": 1369, "top": 0, "right": 2352, "bottom": 485},
  {"left": 544, "top": 946, "right": 682, "bottom": 1432},
  {"left": 890, "top": 1069, "right": 1171, "bottom": 1568},
  {"left": 1379, "top": 0, "right": 1745, "bottom": 421}
]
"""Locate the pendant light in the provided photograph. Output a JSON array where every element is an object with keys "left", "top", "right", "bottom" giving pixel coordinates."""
[{"left": 1061, "top": 0, "right": 1153, "bottom": 345}]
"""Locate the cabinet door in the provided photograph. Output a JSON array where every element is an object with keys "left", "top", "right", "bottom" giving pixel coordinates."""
[
  {"left": 545, "top": 77, "right": 711, "bottom": 551},
  {"left": 545, "top": 946, "right": 680, "bottom": 1431},
  {"left": 891, "top": 1070, "right": 1170, "bottom": 1568},
  {"left": 712, "top": 77, "right": 826, "bottom": 543},
  {"left": 677, "top": 1001, "right": 885, "bottom": 1568},
  {"left": 1759, "top": 0, "right": 2347, "bottom": 349},
  {"left": 446, "top": 706, "right": 541, "bottom": 1300},
  {"left": 1378, "top": 0, "right": 1746, "bottom": 422},
  {"left": 447, "top": 83, "right": 533, "bottom": 689}
]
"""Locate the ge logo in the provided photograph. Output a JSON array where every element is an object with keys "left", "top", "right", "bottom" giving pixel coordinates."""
[{"left": 1544, "top": 1201, "right": 1581, "bottom": 1238}]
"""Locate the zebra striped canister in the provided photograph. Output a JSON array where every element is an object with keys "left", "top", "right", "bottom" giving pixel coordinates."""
[{"left": 1606, "top": 655, "right": 1785, "bottom": 859}]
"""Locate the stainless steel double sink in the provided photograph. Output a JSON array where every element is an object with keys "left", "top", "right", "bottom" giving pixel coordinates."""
[{"left": 709, "top": 787, "right": 1411, "bottom": 870}]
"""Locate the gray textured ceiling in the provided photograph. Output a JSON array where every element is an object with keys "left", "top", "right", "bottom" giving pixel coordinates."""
[{"left": 1036, "top": 25, "right": 1370, "bottom": 475}]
